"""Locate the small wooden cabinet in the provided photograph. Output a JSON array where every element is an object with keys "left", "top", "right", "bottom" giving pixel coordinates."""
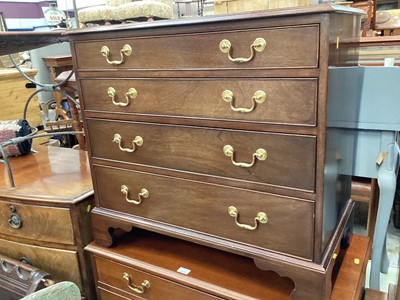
[
  {"left": 0, "top": 68, "right": 41, "bottom": 127},
  {"left": 0, "top": 145, "right": 95, "bottom": 299}
]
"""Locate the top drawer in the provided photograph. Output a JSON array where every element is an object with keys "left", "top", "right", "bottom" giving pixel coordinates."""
[
  {"left": 0, "top": 200, "right": 75, "bottom": 245},
  {"left": 74, "top": 25, "right": 319, "bottom": 70}
]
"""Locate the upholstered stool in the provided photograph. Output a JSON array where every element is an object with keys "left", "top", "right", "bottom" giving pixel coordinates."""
[
  {"left": 78, "top": 0, "right": 130, "bottom": 26},
  {"left": 114, "top": 0, "right": 173, "bottom": 22},
  {"left": 78, "top": 0, "right": 173, "bottom": 26}
]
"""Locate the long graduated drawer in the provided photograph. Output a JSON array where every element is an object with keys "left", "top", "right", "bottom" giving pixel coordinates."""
[
  {"left": 93, "top": 165, "right": 314, "bottom": 259},
  {"left": 87, "top": 119, "right": 316, "bottom": 192},
  {"left": 80, "top": 78, "right": 317, "bottom": 127},
  {"left": 73, "top": 25, "right": 319, "bottom": 70}
]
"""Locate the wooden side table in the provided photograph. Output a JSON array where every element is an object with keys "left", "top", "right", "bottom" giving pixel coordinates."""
[
  {"left": 0, "top": 145, "right": 95, "bottom": 299},
  {"left": 42, "top": 55, "right": 73, "bottom": 111}
]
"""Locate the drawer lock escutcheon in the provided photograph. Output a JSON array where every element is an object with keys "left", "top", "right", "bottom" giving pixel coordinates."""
[
  {"left": 121, "top": 185, "right": 149, "bottom": 205},
  {"left": 228, "top": 206, "right": 268, "bottom": 230},
  {"left": 108, "top": 87, "right": 137, "bottom": 107},
  {"left": 113, "top": 133, "right": 143, "bottom": 153},
  {"left": 100, "top": 44, "right": 132, "bottom": 65},
  {"left": 222, "top": 90, "right": 266, "bottom": 113},
  {"left": 219, "top": 38, "right": 266, "bottom": 63},
  {"left": 122, "top": 272, "right": 150, "bottom": 294},
  {"left": 8, "top": 206, "right": 22, "bottom": 229},
  {"left": 223, "top": 145, "right": 267, "bottom": 168}
]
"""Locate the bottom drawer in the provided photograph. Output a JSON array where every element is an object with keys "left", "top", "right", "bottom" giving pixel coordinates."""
[
  {"left": 99, "top": 287, "right": 138, "bottom": 300},
  {"left": 0, "top": 237, "right": 82, "bottom": 290},
  {"left": 87, "top": 229, "right": 294, "bottom": 300}
]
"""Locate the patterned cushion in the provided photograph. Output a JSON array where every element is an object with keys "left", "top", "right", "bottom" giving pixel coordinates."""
[
  {"left": 79, "top": 0, "right": 174, "bottom": 24},
  {"left": 78, "top": 5, "right": 117, "bottom": 22},
  {"left": 142, "top": 0, "right": 173, "bottom": 6},
  {"left": 113, "top": 1, "right": 173, "bottom": 20},
  {"left": 21, "top": 282, "right": 80, "bottom": 300},
  {"left": 107, "top": 0, "right": 132, "bottom": 6}
]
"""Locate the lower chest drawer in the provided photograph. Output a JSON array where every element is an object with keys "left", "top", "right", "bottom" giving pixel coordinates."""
[
  {"left": 87, "top": 230, "right": 294, "bottom": 300},
  {"left": 0, "top": 237, "right": 83, "bottom": 290},
  {"left": 87, "top": 119, "right": 316, "bottom": 192},
  {"left": 95, "top": 257, "right": 223, "bottom": 300},
  {"left": 93, "top": 165, "right": 314, "bottom": 259},
  {"left": 0, "top": 200, "right": 75, "bottom": 245}
]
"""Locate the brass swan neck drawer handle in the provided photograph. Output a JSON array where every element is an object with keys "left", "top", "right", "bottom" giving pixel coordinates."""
[
  {"left": 113, "top": 133, "right": 143, "bottom": 152},
  {"left": 107, "top": 87, "right": 137, "bottom": 107},
  {"left": 223, "top": 145, "right": 267, "bottom": 168},
  {"left": 219, "top": 38, "right": 266, "bottom": 63},
  {"left": 222, "top": 90, "right": 266, "bottom": 113},
  {"left": 101, "top": 44, "right": 132, "bottom": 65},
  {"left": 228, "top": 206, "right": 268, "bottom": 230},
  {"left": 122, "top": 272, "right": 150, "bottom": 294},
  {"left": 121, "top": 185, "right": 149, "bottom": 205}
]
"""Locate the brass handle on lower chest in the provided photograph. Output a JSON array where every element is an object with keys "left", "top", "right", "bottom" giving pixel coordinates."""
[
  {"left": 223, "top": 145, "right": 267, "bottom": 168},
  {"left": 122, "top": 273, "right": 150, "bottom": 294},
  {"left": 108, "top": 87, "right": 137, "bottom": 107},
  {"left": 222, "top": 90, "right": 266, "bottom": 113},
  {"left": 121, "top": 185, "right": 149, "bottom": 205},
  {"left": 101, "top": 44, "right": 132, "bottom": 65},
  {"left": 113, "top": 133, "right": 143, "bottom": 152},
  {"left": 219, "top": 38, "right": 266, "bottom": 63},
  {"left": 228, "top": 206, "right": 268, "bottom": 230}
]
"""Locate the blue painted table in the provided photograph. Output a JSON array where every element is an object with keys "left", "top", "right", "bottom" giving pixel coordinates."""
[{"left": 328, "top": 66, "right": 400, "bottom": 290}]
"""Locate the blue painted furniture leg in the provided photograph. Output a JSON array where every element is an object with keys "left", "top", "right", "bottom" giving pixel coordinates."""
[{"left": 369, "top": 140, "right": 399, "bottom": 290}]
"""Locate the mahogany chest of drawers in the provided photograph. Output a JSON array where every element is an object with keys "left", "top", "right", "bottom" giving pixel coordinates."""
[
  {"left": 0, "top": 146, "right": 95, "bottom": 299},
  {"left": 68, "top": 4, "right": 363, "bottom": 299}
]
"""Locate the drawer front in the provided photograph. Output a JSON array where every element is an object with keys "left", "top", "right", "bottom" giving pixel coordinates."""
[
  {"left": 95, "top": 256, "right": 225, "bottom": 300},
  {"left": 74, "top": 25, "right": 319, "bottom": 70},
  {"left": 0, "top": 237, "right": 82, "bottom": 290},
  {"left": 87, "top": 119, "right": 316, "bottom": 192},
  {"left": 81, "top": 78, "right": 317, "bottom": 126},
  {"left": 0, "top": 201, "right": 74, "bottom": 245},
  {"left": 99, "top": 288, "right": 135, "bottom": 300},
  {"left": 94, "top": 166, "right": 314, "bottom": 259}
]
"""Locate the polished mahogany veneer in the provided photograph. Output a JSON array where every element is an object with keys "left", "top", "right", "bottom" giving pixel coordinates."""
[{"left": 0, "top": 146, "right": 95, "bottom": 299}]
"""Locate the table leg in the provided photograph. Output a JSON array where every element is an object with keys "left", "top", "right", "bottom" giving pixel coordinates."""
[
  {"left": 176, "top": 2, "right": 182, "bottom": 18},
  {"left": 369, "top": 140, "right": 399, "bottom": 290},
  {"left": 380, "top": 235, "right": 389, "bottom": 273}
]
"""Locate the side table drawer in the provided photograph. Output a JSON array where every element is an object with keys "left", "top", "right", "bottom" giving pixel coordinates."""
[
  {"left": 0, "top": 200, "right": 75, "bottom": 245},
  {"left": 74, "top": 25, "right": 319, "bottom": 70},
  {"left": 0, "top": 237, "right": 82, "bottom": 290},
  {"left": 94, "top": 256, "right": 222, "bottom": 300}
]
